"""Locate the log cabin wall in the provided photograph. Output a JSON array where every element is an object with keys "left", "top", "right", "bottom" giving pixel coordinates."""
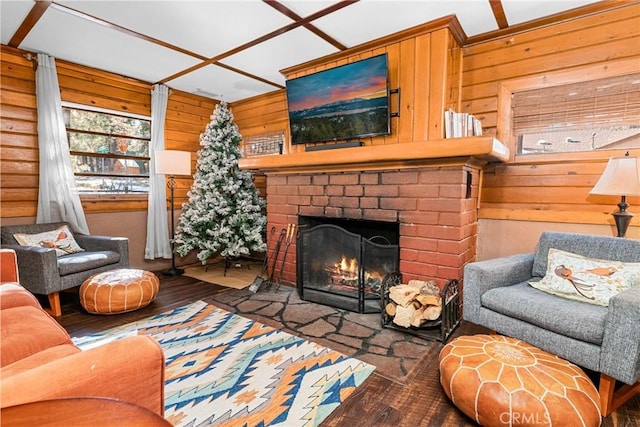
[
  {"left": 2, "top": 48, "right": 37, "bottom": 219},
  {"left": 0, "top": 45, "right": 215, "bottom": 268}
]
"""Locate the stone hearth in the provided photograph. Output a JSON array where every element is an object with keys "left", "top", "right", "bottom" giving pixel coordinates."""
[{"left": 212, "top": 285, "right": 437, "bottom": 382}]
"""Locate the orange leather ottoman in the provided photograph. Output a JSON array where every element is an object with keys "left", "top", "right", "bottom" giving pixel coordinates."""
[
  {"left": 439, "top": 334, "right": 601, "bottom": 427},
  {"left": 80, "top": 269, "right": 159, "bottom": 315}
]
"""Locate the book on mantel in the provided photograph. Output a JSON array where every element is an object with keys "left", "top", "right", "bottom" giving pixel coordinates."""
[{"left": 444, "top": 109, "right": 483, "bottom": 139}]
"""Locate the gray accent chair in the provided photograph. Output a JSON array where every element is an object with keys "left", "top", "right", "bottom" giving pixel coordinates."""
[
  {"left": 463, "top": 231, "right": 640, "bottom": 416},
  {"left": 0, "top": 222, "right": 129, "bottom": 316}
]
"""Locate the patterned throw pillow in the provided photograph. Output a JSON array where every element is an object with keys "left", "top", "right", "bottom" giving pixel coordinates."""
[
  {"left": 13, "top": 225, "right": 85, "bottom": 257},
  {"left": 529, "top": 248, "right": 640, "bottom": 306}
]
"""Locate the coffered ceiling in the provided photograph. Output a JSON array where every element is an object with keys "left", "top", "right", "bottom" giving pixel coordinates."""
[{"left": 1, "top": 0, "right": 610, "bottom": 103}]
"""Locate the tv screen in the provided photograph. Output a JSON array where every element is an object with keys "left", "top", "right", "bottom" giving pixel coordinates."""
[{"left": 286, "top": 54, "right": 390, "bottom": 145}]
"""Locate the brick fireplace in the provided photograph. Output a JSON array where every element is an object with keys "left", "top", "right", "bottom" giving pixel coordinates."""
[
  {"left": 239, "top": 138, "right": 508, "bottom": 293},
  {"left": 264, "top": 162, "right": 482, "bottom": 290}
]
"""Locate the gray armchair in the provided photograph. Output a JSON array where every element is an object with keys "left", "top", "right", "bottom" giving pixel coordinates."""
[
  {"left": 463, "top": 231, "right": 640, "bottom": 416},
  {"left": 0, "top": 222, "right": 128, "bottom": 316}
]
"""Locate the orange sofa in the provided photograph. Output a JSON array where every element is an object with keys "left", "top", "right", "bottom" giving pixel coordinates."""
[{"left": 0, "top": 249, "right": 166, "bottom": 416}]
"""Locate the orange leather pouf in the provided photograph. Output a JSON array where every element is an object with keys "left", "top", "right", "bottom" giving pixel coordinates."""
[
  {"left": 80, "top": 269, "right": 159, "bottom": 315},
  {"left": 439, "top": 334, "right": 601, "bottom": 427}
]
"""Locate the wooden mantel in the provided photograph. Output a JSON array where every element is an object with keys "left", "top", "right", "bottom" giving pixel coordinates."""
[{"left": 238, "top": 137, "right": 509, "bottom": 173}]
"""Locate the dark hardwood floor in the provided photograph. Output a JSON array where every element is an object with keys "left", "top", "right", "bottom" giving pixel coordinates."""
[{"left": 56, "top": 274, "right": 639, "bottom": 427}]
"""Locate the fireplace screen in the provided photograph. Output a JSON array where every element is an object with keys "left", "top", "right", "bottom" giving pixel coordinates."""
[{"left": 297, "top": 224, "right": 399, "bottom": 313}]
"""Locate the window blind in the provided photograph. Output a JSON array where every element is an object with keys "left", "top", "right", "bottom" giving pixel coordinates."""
[{"left": 513, "top": 73, "right": 640, "bottom": 134}]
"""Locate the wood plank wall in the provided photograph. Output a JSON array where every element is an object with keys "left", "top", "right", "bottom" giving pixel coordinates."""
[
  {"left": 163, "top": 92, "right": 218, "bottom": 204},
  {"left": 0, "top": 45, "right": 217, "bottom": 218},
  {"left": 1, "top": 49, "right": 37, "bottom": 218},
  {"left": 461, "top": 2, "right": 640, "bottom": 227}
]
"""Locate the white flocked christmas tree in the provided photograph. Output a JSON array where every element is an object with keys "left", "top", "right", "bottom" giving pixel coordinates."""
[{"left": 174, "top": 101, "right": 266, "bottom": 264}]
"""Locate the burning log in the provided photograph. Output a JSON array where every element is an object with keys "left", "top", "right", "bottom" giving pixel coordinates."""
[{"left": 386, "top": 279, "right": 442, "bottom": 328}]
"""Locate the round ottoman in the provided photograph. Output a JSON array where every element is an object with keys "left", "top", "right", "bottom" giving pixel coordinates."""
[
  {"left": 80, "top": 269, "right": 159, "bottom": 315},
  {"left": 439, "top": 334, "right": 601, "bottom": 427}
]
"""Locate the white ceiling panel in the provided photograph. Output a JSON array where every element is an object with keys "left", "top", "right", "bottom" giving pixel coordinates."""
[
  {"left": 57, "top": 0, "right": 293, "bottom": 57},
  {"left": 223, "top": 27, "right": 339, "bottom": 84},
  {"left": 502, "top": 0, "right": 601, "bottom": 25},
  {"left": 0, "top": 1, "right": 33, "bottom": 44},
  {"left": 169, "top": 63, "right": 279, "bottom": 103},
  {"left": 310, "top": 0, "right": 498, "bottom": 48},
  {"left": 19, "top": 7, "right": 201, "bottom": 85}
]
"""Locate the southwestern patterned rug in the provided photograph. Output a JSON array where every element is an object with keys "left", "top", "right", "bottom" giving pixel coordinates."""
[{"left": 73, "top": 300, "right": 375, "bottom": 426}]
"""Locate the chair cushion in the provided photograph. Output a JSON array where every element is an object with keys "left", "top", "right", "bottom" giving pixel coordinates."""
[
  {"left": 13, "top": 225, "right": 84, "bottom": 257},
  {"left": 57, "top": 251, "right": 121, "bottom": 276},
  {"left": 530, "top": 248, "right": 640, "bottom": 306},
  {"left": 1, "top": 306, "right": 72, "bottom": 367},
  {"left": 1, "top": 344, "right": 80, "bottom": 379},
  {"left": 481, "top": 282, "right": 607, "bottom": 345}
]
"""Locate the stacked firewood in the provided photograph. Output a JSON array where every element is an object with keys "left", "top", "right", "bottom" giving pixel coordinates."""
[{"left": 385, "top": 279, "right": 442, "bottom": 328}]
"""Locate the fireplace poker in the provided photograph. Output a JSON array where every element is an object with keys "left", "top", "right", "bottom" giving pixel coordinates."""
[
  {"left": 275, "top": 224, "right": 296, "bottom": 291},
  {"left": 248, "top": 226, "right": 275, "bottom": 293},
  {"left": 265, "top": 227, "right": 287, "bottom": 290}
]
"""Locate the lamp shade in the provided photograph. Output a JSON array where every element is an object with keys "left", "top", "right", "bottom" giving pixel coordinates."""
[
  {"left": 590, "top": 155, "right": 640, "bottom": 196},
  {"left": 155, "top": 150, "right": 191, "bottom": 176}
]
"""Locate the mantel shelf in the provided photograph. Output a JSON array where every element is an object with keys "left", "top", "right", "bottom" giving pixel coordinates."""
[{"left": 238, "top": 136, "right": 509, "bottom": 173}]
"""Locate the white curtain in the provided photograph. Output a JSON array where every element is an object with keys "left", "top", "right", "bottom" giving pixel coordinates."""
[
  {"left": 35, "top": 53, "right": 90, "bottom": 234},
  {"left": 145, "top": 84, "right": 172, "bottom": 259}
]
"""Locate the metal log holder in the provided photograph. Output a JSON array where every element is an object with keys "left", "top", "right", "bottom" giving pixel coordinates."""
[{"left": 380, "top": 272, "right": 461, "bottom": 343}]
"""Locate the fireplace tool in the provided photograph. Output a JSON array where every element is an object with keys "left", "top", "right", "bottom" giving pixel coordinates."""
[
  {"left": 264, "top": 227, "right": 287, "bottom": 290},
  {"left": 248, "top": 226, "right": 276, "bottom": 293},
  {"left": 274, "top": 224, "right": 296, "bottom": 291}
]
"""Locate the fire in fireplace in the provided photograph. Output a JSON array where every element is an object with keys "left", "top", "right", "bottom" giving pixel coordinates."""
[{"left": 296, "top": 217, "right": 399, "bottom": 313}]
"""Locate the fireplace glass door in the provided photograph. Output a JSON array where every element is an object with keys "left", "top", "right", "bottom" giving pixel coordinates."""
[{"left": 297, "top": 223, "right": 398, "bottom": 313}]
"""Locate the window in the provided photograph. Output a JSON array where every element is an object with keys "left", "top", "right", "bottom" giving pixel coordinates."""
[
  {"left": 513, "top": 73, "right": 640, "bottom": 155},
  {"left": 63, "top": 105, "right": 151, "bottom": 194}
]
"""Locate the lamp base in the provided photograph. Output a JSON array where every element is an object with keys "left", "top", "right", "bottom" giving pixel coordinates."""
[
  {"left": 162, "top": 267, "right": 185, "bottom": 277},
  {"left": 613, "top": 210, "right": 633, "bottom": 238}
]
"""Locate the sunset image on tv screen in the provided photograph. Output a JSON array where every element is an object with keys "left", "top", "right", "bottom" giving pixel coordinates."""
[{"left": 286, "top": 54, "right": 390, "bottom": 145}]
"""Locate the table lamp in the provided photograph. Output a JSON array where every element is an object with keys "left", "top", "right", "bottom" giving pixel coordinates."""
[
  {"left": 155, "top": 150, "right": 191, "bottom": 275},
  {"left": 589, "top": 151, "right": 640, "bottom": 237}
]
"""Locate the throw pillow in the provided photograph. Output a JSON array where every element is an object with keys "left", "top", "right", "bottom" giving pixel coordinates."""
[
  {"left": 13, "top": 225, "right": 85, "bottom": 257},
  {"left": 529, "top": 248, "right": 640, "bottom": 306}
]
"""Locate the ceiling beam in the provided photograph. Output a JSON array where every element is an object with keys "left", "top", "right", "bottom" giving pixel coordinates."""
[
  {"left": 489, "top": 0, "right": 509, "bottom": 29},
  {"left": 263, "top": 0, "right": 349, "bottom": 51},
  {"left": 8, "top": 0, "right": 52, "bottom": 47},
  {"left": 216, "top": 62, "right": 285, "bottom": 90}
]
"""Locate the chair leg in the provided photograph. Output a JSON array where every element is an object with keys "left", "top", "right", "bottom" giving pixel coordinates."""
[
  {"left": 45, "top": 292, "right": 62, "bottom": 317},
  {"left": 599, "top": 373, "right": 640, "bottom": 416}
]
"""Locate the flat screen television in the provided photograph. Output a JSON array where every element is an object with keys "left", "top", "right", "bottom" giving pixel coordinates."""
[{"left": 286, "top": 54, "right": 391, "bottom": 145}]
